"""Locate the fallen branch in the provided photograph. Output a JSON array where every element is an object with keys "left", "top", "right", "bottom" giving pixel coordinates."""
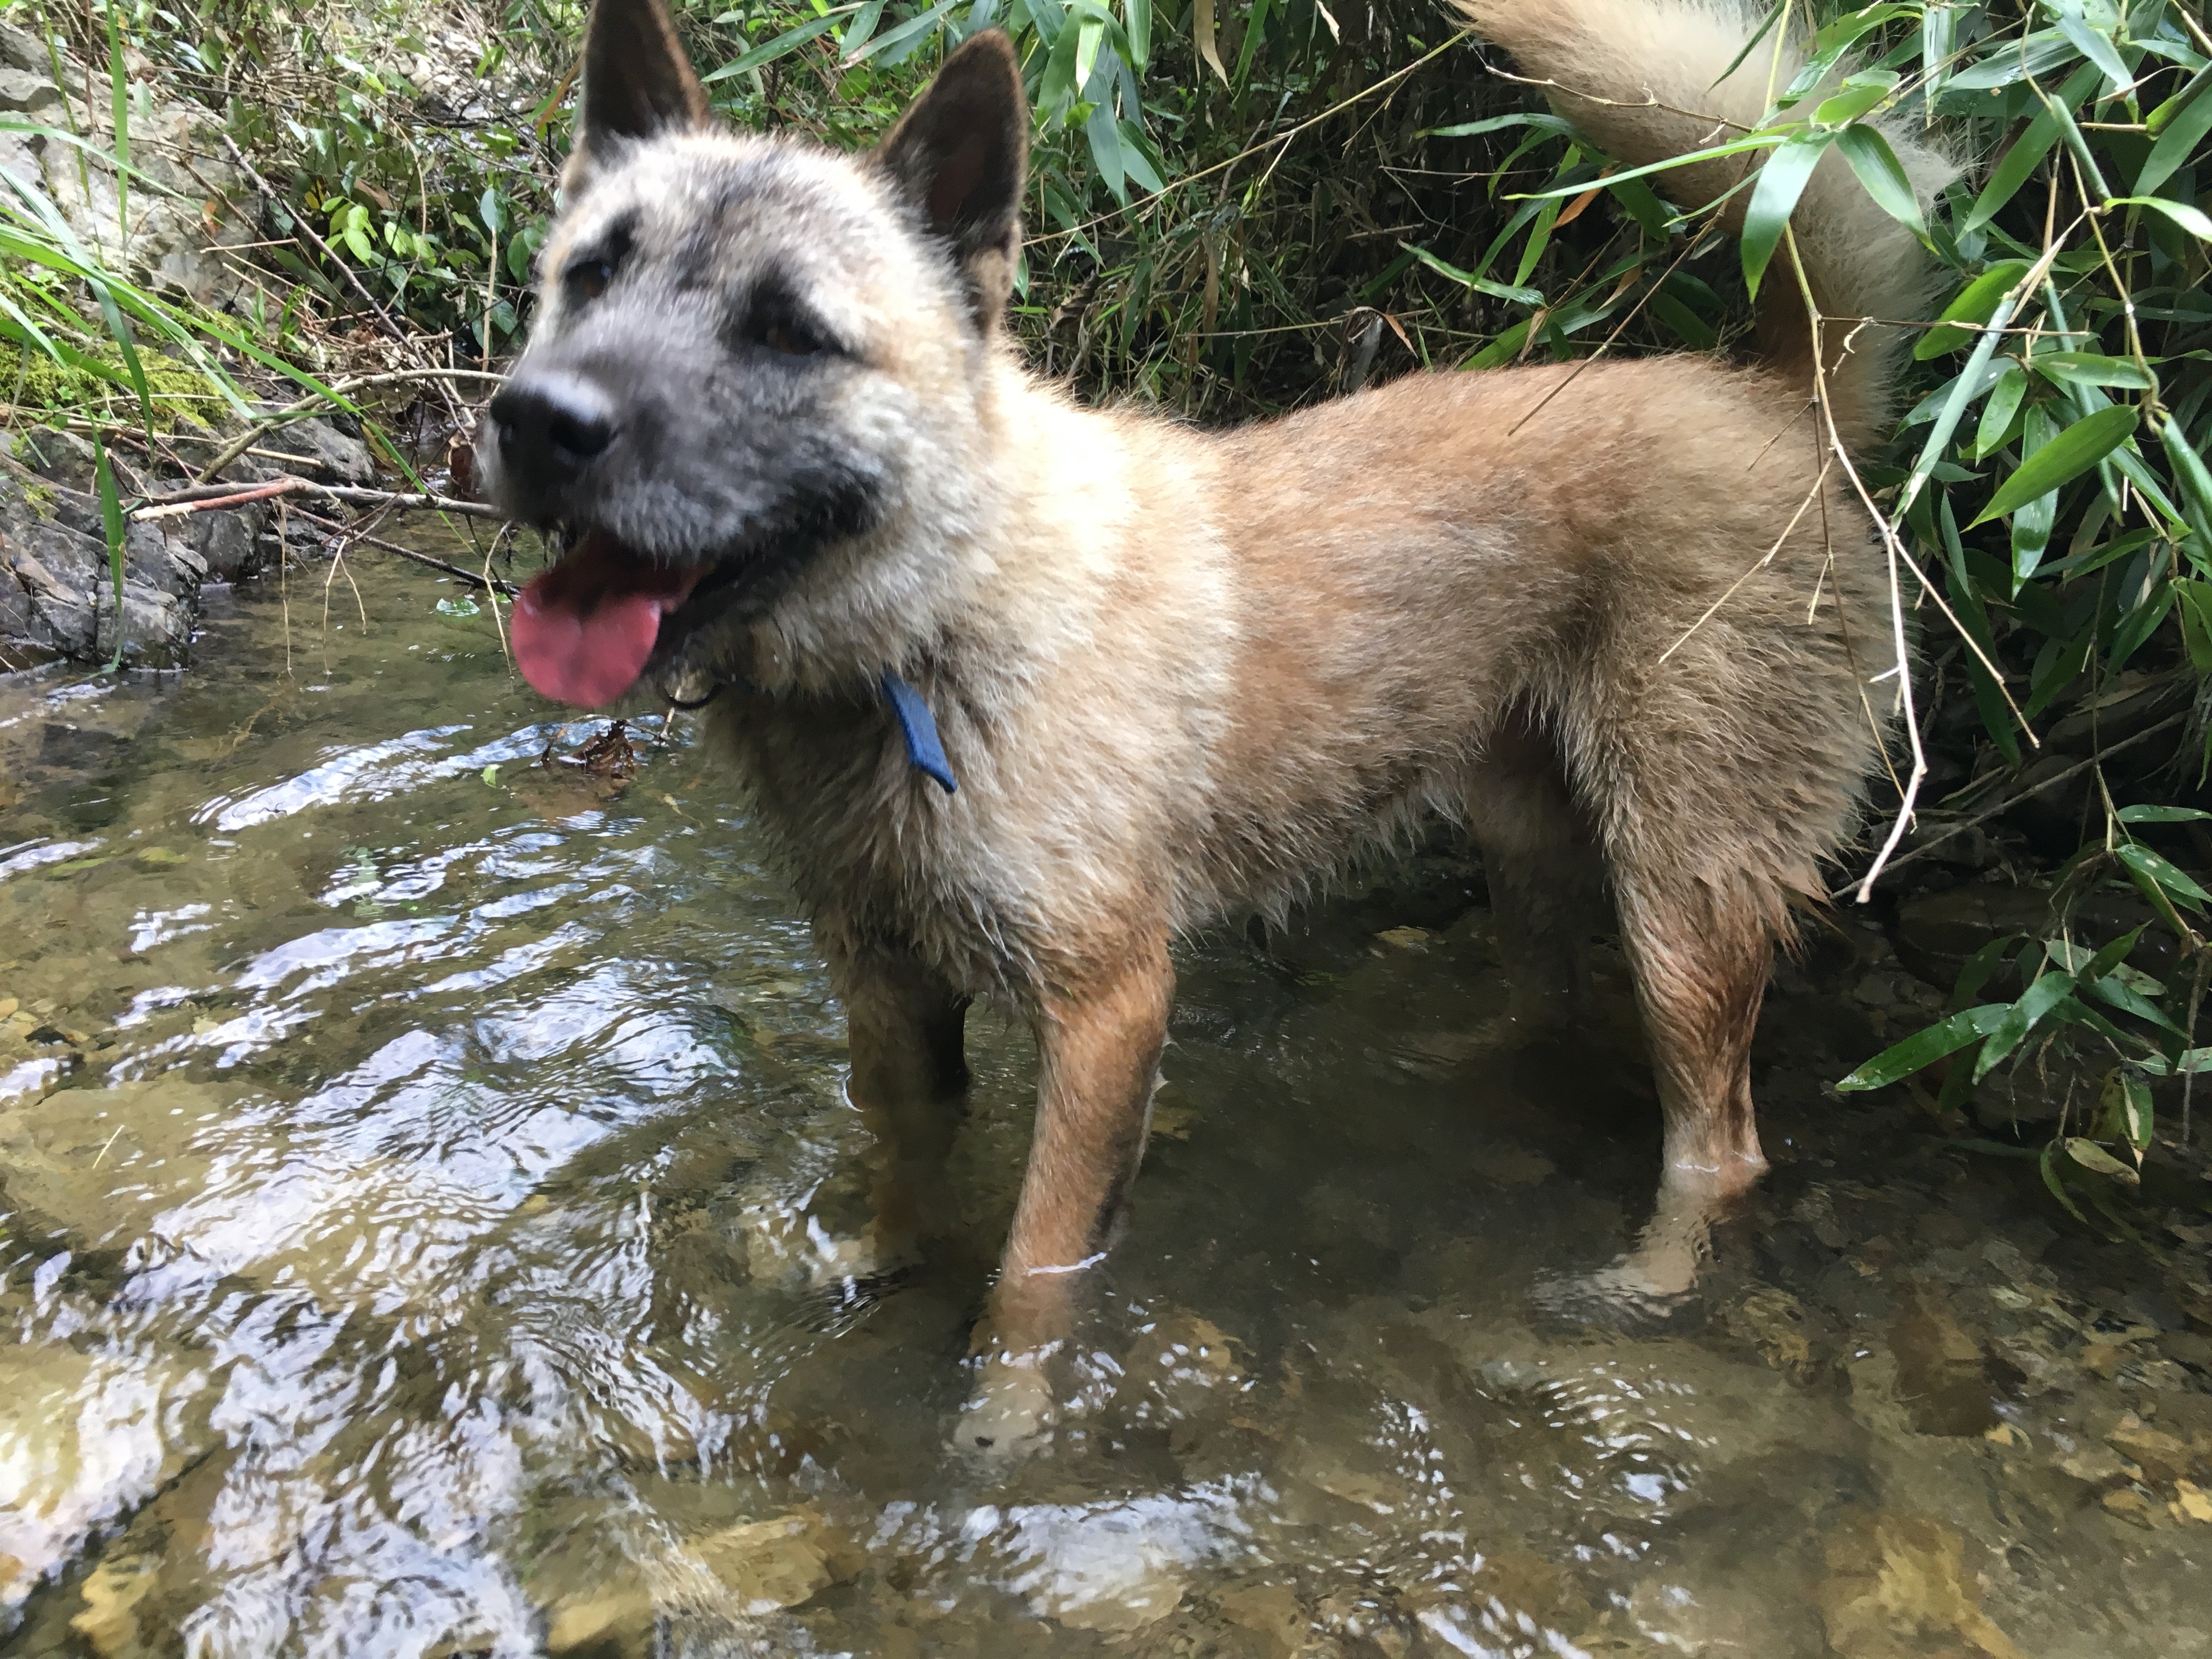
[
  {"left": 133, "top": 475, "right": 503, "bottom": 521},
  {"left": 293, "top": 508, "right": 520, "bottom": 595}
]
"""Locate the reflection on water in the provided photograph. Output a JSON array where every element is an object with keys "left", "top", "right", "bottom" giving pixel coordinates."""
[{"left": 2, "top": 558, "right": 2210, "bottom": 1658}]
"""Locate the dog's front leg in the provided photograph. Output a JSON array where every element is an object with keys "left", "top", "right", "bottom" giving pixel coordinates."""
[
  {"left": 956, "top": 937, "right": 1173, "bottom": 1459},
  {"left": 837, "top": 950, "right": 972, "bottom": 1279}
]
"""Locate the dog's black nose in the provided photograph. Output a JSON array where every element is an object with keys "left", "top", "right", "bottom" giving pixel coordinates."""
[{"left": 490, "top": 371, "right": 617, "bottom": 467}]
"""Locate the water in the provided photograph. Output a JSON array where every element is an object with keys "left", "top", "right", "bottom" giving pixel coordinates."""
[{"left": 3, "top": 551, "right": 2210, "bottom": 1658}]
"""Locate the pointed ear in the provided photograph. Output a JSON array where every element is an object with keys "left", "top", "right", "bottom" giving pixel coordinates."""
[
  {"left": 873, "top": 31, "right": 1028, "bottom": 326},
  {"left": 566, "top": 0, "right": 710, "bottom": 191}
]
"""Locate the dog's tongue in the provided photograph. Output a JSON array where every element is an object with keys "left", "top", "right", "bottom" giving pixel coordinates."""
[{"left": 511, "top": 531, "right": 706, "bottom": 707}]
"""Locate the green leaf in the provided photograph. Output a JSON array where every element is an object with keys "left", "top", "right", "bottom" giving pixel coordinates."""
[
  {"left": 2116, "top": 804, "right": 2212, "bottom": 823},
  {"left": 2111, "top": 195, "right": 2212, "bottom": 240},
  {"left": 1916, "top": 260, "right": 2030, "bottom": 359},
  {"left": 2139, "top": 81, "right": 2212, "bottom": 196},
  {"left": 2031, "top": 351, "right": 2158, "bottom": 391},
  {"left": 1815, "top": 70, "right": 1899, "bottom": 127},
  {"left": 2050, "top": 5, "right": 2132, "bottom": 92},
  {"left": 1084, "top": 96, "right": 1125, "bottom": 205},
  {"left": 702, "top": 13, "right": 840, "bottom": 81},
  {"left": 1422, "top": 112, "right": 1579, "bottom": 140},
  {"left": 1837, "top": 1005, "right": 2008, "bottom": 1091},
  {"left": 2117, "top": 842, "right": 2210, "bottom": 909},
  {"left": 106, "top": 5, "right": 129, "bottom": 241},
  {"left": 1400, "top": 241, "right": 1543, "bottom": 306},
  {"left": 1945, "top": 29, "right": 2078, "bottom": 93},
  {"left": 1834, "top": 123, "right": 1926, "bottom": 236},
  {"left": 1231, "top": 0, "right": 1269, "bottom": 88},
  {"left": 1954, "top": 932, "right": 2027, "bottom": 1007},
  {"left": 848, "top": 0, "right": 961, "bottom": 64},
  {"left": 2087, "top": 973, "right": 2185, "bottom": 1035},
  {"left": 2039, "top": 1138, "right": 2092, "bottom": 1224},
  {"left": 1974, "top": 971, "right": 2079, "bottom": 1081},
  {"left": 1971, "top": 363, "right": 2028, "bottom": 458},
  {"left": 94, "top": 435, "right": 126, "bottom": 673},
  {"left": 2119, "top": 1074, "right": 2154, "bottom": 1152},
  {"left": 1511, "top": 132, "right": 1788, "bottom": 199},
  {"left": 1741, "top": 129, "right": 1833, "bottom": 300},
  {"left": 2180, "top": 580, "right": 2212, "bottom": 672},
  {"left": 1967, "top": 404, "right": 2140, "bottom": 527},
  {"left": 2062, "top": 1137, "right": 2137, "bottom": 1181}
]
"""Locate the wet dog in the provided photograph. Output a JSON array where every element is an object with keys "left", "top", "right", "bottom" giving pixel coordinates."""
[{"left": 482, "top": 0, "right": 1950, "bottom": 1453}]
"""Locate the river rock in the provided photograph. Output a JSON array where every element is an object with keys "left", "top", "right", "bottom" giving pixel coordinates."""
[
  {"left": 0, "top": 484, "right": 202, "bottom": 667},
  {"left": 0, "top": 18, "right": 258, "bottom": 308}
]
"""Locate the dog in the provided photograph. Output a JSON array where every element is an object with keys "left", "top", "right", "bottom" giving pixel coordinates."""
[{"left": 481, "top": 0, "right": 1951, "bottom": 1453}]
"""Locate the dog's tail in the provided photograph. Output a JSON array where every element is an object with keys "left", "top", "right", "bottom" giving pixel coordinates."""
[{"left": 1456, "top": 0, "right": 1955, "bottom": 450}]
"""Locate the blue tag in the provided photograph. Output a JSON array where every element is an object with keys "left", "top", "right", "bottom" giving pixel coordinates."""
[{"left": 881, "top": 670, "right": 956, "bottom": 794}]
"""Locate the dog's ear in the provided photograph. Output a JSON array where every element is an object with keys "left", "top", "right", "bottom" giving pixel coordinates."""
[
  {"left": 566, "top": 0, "right": 710, "bottom": 192},
  {"left": 874, "top": 31, "right": 1028, "bottom": 327}
]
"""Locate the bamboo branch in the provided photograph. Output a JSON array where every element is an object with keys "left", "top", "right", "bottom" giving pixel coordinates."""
[{"left": 133, "top": 475, "right": 503, "bottom": 521}]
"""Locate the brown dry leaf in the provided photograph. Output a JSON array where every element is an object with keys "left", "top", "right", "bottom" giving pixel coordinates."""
[
  {"left": 1193, "top": 0, "right": 1227, "bottom": 83},
  {"left": 1819, "top": 1510, "right": 2025, "bottom": 1659}
]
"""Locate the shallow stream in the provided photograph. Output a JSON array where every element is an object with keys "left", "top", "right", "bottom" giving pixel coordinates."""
[{"left": 3, "top": 552, "right": 2210, "bottom": 1658}]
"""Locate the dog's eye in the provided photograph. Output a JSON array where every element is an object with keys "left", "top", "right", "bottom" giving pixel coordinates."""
[
  {"left": 760, "top": 321, "right": 821, "bottom": 357},
  {"left": 567, "top": 257, "right": 616, "bottom": 301}
]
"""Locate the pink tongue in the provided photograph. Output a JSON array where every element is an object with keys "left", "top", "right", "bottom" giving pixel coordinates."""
[{"left": 511, "top": 532, "right": 707, "bottom": 707}]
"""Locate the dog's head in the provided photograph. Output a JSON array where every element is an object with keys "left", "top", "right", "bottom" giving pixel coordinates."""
[{"left": 480, "top": 0, "right": 1026, "bottom": 707}]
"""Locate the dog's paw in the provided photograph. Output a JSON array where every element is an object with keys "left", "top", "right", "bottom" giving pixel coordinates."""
[{"left": 952, "top": 1356, "right": 1058, "bottom": 1469}]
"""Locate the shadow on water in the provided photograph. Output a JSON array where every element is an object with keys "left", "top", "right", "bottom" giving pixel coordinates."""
[{"left": 2, "top": 552, "right": 2210, "bottom": 1657}]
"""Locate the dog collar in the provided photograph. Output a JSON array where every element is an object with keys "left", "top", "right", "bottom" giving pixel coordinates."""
[
  {"left": 657, "top": 666, "right": 955, "bottom": 794},
  {"left": 881, "top": 670, "right": 957, "bottom": 794}
]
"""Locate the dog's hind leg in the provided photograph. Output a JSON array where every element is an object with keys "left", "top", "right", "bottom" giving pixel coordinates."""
[
  {"left": 1556, "top": 853, "right": 1776, "bottom": 1318},
  {"left": 836, "top": 950, "right": 973, "bottom": 1282},
  {"left": 956, "top": 935, "right": 1173, "bottom": 1461}
]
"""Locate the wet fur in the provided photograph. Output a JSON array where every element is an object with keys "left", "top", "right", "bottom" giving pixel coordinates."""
[{"left": 484, "top": 0, "right": 1955, "bottom": 1443}]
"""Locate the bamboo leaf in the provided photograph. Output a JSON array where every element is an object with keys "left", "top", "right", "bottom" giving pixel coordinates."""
[
  {"left": 1741, "top": 129, "right": 1832, "bottom": 299},
  {"left": 1974, "top": 972, "right": 2080, "bottom": 1080},
  {"left": 1837, "top": 1005, "right": 2008, "bottom": 1091},
  {"left": 2031, "top": 351, "right": 2158, "bottom": 390},
  {"left": 702, "top": 13, "right": 840, "bottom": 81},
  {"left": 2050, "top": 4, "right": 2132, "bottom": 92},
  {"left": 1917, "top": 261, "right": 2032, "bottom": 359},
  {"left": 1815, "top": 70, "right": 1899, "bottom": 127},
  {"left": 2111, "top": 195, "right": 2212, "bottom": 240},
  {"left": 106, "top": 5, "right": 129, "bottom": 242},
  {"left": 2139, "top": 81, "right": 2212, "bottom": 196},
  {"left": 1835, "top": 122, "right": 1925, "bottom": 237},
  {"left": 1972, "top": 363, "right": 2027, "bottom": 458},
  {"left": 1967, "top": 404, "right": 2140, "bottom": 527},
  {"left": 845, "top": 0, "right": 960, "bottom": 66},
  {"left": 2063, "top": 1137, "right": 2137, "bottom": 1181},
  {"left": 2117, "top": 842, "right": 2210, "bottom": 909},
  {"left": 94, "top": 435, "right": 126, "bottom": 673},
  {"left": 1511, "top": 132, "right": 1789, "bottom": 199},
  {"left": 2116, "top": 804, "right": 2212, "bottom": 823},
  {"left": 1400, "top": 241, "right": 1543, "bottom": 305}
]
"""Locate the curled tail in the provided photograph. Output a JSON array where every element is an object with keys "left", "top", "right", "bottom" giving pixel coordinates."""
[{"left": 1456, "top": 0, "right": 1955, "bottom": 449}]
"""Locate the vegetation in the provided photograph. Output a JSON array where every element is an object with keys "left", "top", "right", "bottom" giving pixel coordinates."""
[{"left": 3, "top": 0, "right": 2210, "bottom": 1218}]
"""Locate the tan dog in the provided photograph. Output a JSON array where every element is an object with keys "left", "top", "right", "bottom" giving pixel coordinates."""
[{"left": 481, "top": 0, "right": 1950, "bottom": 1452}]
